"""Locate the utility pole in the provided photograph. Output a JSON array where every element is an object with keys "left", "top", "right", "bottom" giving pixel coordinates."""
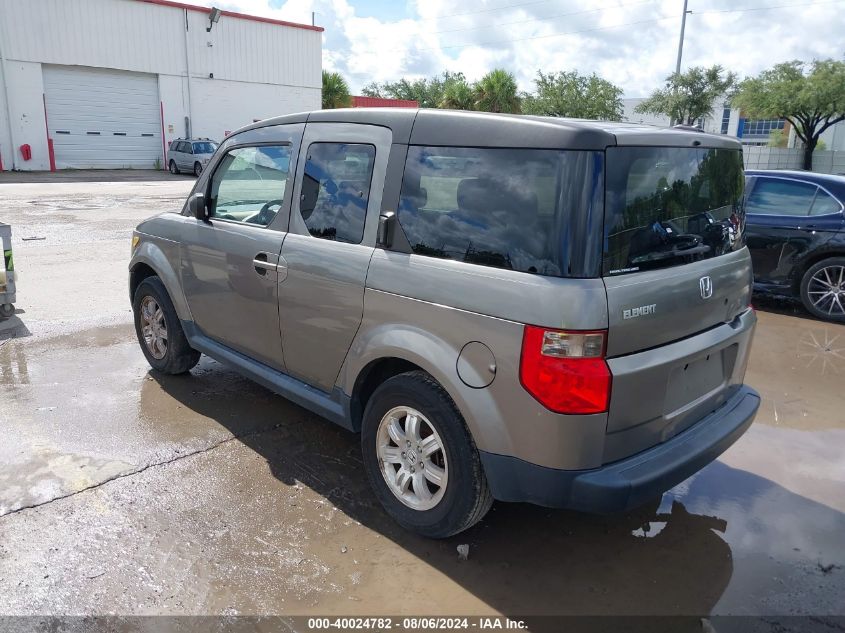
[
  {"left": 670, "top": 0, "right": 692, "bottom": 125},
  {"left": 675, "top": 0, "right": 690, "bottom": 75}
]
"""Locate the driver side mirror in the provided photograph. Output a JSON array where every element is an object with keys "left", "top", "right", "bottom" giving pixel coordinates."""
[{"left": 189, "top": 193, "right": 208, "bottom": 222}]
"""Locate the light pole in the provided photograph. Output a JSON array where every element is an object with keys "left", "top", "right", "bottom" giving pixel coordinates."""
[
  {"left": 675, "top": 0, "right": 692, "bottom": 75},
  {"left": 671, "top": 0, "right": 692, "bottom": 125}
]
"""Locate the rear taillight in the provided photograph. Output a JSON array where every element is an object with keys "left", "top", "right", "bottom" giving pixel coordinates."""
[{"left": 519, "top": 326, "right": 612, "bottom": 415}]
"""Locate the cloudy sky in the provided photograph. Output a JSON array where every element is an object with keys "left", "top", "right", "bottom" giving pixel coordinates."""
[{"left": 203, "top": 0, "right": 845, "bottom": 97}]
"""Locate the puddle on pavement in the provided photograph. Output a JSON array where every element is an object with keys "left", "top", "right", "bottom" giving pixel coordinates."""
[{"left": 0, "top": 308, "right": 842, "bottom": 616}]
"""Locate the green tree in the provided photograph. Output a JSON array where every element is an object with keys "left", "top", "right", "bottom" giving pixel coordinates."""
[
  {"left": 360, "top": 81, "right": 383, "bottom": 98},
  {"left": 635, "top": 65, "right": 736, "bottom": 126},
  {"left": 439, "top": 77, "right": 476, "bottom": 110},
  {"left": 474, "top": 68, "right": 521, "bottom": 114},
  {"left": 522, "top": 70, "right": 623, "bottom": 120},
  {"left": 733, "top": 59, "right": 845, "bottom": 170},
  {"left": 365, "top": 71, "right": 467, "bottom": 108},
  {"left": 322, "top": 70, "right": 351, "bottom": 109}
]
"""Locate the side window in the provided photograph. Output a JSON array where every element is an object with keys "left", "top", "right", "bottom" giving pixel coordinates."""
[
  {"left": 208, "top": 145, "right": 291, "bottom": 226},
  {"left": 397, "top": 145, "right": 566, "bottom": 275},
  {"left": 298, "top": 143, "right": 375, "bottom": 244},
  {"left": 811, "top": 189, "right": 842, "bottom": 215},
  {"left": 185, "top": 143, "right": 194, "bottom": 155},
  {"left": 746, "top": 178, "right": 817, "bottom": 216}
]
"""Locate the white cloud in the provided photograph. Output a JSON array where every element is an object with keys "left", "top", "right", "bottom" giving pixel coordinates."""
[{"left": 199, "top": 0, "right": 845, "bottom": 96}]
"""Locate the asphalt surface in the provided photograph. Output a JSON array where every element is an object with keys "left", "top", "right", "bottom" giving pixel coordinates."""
[{"left": 0, "top": 174, "right": 843, "bottom": 623}]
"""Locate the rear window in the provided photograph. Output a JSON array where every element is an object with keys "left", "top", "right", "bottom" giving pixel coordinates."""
[
  {"left": 397, "top": 146, "right": 603, "bottom": 277},
  {"left": 604, "top": 147, "right": 746, "bottom": 276},
  {"left": 193, "top": 142, "right": 216, "bottom": 154}
]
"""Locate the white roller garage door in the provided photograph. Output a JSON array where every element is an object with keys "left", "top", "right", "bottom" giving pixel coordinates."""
[{"left": 43, "top": 65, "right": 162, "bottom": 169}]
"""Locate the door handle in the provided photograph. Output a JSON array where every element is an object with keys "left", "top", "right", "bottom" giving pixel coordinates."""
[{"left": 253, "top": 252, "right": 277, "bottom": 276}]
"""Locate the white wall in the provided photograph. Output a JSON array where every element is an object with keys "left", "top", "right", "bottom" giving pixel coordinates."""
[
  {"left": 2, "top": 60, "right": 49, "bottom": 170},
  {"left": 189, "top": 78, "right": 319, "bottom": 142},
  {"left": 0, "top": 0, "right": 322, "bottom": 170},
  {"left": 0, "top": 54, "right": 12, "bottom": 170}
]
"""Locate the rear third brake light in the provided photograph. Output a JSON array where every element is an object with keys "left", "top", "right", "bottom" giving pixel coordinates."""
[{"left": 519, "top": 326, "right": 612, "bottom": 415}]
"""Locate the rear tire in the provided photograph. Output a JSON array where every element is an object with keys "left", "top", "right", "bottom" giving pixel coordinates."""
[
  {"left": 169, "top": 160, "right": 179, "bottom": 175},
  {"left": 800, "top": 257, "right": 845, "bottom": 323},
  {"left": 0, "top": 303, "right": 14, "bottom": 318},
  {"left": 361, "top": 370, "right": 493, "bottom": 538},
  {"left": 132, "top": 276, "right": 200, "bottom": 374}
]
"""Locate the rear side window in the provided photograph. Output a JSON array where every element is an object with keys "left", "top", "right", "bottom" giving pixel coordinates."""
[
  {"left": 812, "top": 189, "right": 842, "bottom": 215},
  {"left": 604, "top": 147, "right": 746, "bottom": 276},
  {"left": 397, "top": 146, "right": 604, "bottom": 277},
  {"left": 298, "top": 143, "right": 375, "bottom": 244},
  {"left": 747, "top": 178, "right": 817, "bottom": 216}
]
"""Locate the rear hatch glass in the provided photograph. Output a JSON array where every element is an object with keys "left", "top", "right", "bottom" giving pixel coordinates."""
[
  {"left": 604, "top": 146, "right": 746, "bottom": 276},
  {"left": 602, "top": 146, "right": 748, "bottom": 357}
]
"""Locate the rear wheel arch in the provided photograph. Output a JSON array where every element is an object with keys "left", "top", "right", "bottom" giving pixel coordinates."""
[{"left": 350, "top": 357, "right": 423, "bottom": 431}]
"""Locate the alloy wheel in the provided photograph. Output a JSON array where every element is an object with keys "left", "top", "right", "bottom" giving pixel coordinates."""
[
  {"left": 139, "top": 295, "right": 168, "bottom": 360},
  {"left": 376, "top": 406, "right": 448, "bottom": 511},
  {"left": 807, "top": 265, "right": 845, "bottom": 317}
]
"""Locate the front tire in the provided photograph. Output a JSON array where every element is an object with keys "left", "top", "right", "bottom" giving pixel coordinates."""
[
  {"left": 361, "top": 371, "right": 493, "bottom": 538},
  {"left": 800, "top": 257, "right": 845, "bottom": 322},
  {"left": 133, "top": 276, "right": 200, "bottom": 374},
  {"left": 193, "top": 162, "right": 203, "bottom": 177},
  {"left": 169, "top": 160, "right": 179, "bottom": 175}
]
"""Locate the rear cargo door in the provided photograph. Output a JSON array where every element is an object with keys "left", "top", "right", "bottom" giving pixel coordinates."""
[{"left": 600, "top": 145, "right": 754, "bottom": 460}]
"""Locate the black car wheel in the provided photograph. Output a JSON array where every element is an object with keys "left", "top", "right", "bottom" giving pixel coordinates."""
[
  {"left": 169, "top": 160, "right": 179, "bottom": 175},
  {"left": 800, "top": 257, "right": 845, "bottom": 322},
  {"left": 361, "top": 370, "right": 493, "bottom": 538},
  {"left": 133, "top": 276, "right": 201, "bottom": 374},
  {"left": 194, "top": 162, "right": 203, "bottom": 177}
]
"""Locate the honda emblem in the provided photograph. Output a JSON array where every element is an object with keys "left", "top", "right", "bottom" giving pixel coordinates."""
[{"left": 699, "top": 276, "right": 713, "bottom": 299}]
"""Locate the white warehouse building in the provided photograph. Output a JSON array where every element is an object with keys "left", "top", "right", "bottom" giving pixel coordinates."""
[{"left": 0, "top": 0, "right": 322, "bottom": 171}]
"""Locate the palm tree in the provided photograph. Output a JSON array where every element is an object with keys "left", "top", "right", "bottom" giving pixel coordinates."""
[
  {"left": 322, "top": 70, "right": 351, "bottom": 109},
  {"left": 474, "top": 69, "right": 521, "bottom": 113},
  {"left": 439, "top": 79, "right": 476, "bottom": 111}
]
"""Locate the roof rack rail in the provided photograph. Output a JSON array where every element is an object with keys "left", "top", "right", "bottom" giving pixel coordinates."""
[{"left": 672, "top": 123, "right": 704, "bottom": 132}]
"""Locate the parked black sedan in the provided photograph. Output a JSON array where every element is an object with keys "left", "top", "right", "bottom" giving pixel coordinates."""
[{"left": 745, "top": 170, "right": 845, "bottom": 322}]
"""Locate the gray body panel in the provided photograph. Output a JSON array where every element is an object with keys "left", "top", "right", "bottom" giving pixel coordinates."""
[
  {"left": 129, "top": 109, "right": 758, "bottom": 508},
  {"left": 176, "top": 123, "right": 305, "bottom": 370},
  {"left": 337, "top": 286, "right": 609, "bottom": 469},
  {"left": 278, "top": 123, "right": 392, "bottom": 392}
]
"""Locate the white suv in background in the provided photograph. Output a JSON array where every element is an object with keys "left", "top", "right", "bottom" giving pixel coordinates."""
[{"left": 168, "top": 139, "right": 218, "bottom": 176}]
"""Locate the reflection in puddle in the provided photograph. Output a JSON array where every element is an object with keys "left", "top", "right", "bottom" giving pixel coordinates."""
[{"left": 797, "top": 329, "right": 844, "bottom": 375}]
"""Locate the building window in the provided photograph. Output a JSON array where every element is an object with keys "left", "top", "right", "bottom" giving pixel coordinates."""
[
  {"left": 739, "top": 117, "right": 785, "bottom": 139},
  {"left": 720, "top": 106, "right": 731, "bottom": 135}
]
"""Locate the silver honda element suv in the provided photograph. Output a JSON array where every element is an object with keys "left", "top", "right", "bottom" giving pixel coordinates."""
[{"left": 129, "top": 109, "right": 759, "bottom": 537}]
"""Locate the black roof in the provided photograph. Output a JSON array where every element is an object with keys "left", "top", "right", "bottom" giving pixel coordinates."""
[
  {"left": 746, "top": 169, "right": 845, "bottom": 199},
  {"left": 234, "top": 108, "right": 742, "bottom": 151}
]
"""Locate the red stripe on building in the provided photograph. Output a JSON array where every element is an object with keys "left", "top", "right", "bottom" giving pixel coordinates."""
[
  {"left": 160, "top": 102, "right": 167, "bottom": 170},
  {"left": 134, "top": 0, "right": 323, "bottom": 32},
  {"left": 42, "top": 93, "right": 56, "bottom": 172}
]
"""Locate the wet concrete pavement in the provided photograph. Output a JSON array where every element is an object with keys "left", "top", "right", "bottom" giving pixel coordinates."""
[{"left": 0, "top": 176, "right": 843, "bottom": 621}]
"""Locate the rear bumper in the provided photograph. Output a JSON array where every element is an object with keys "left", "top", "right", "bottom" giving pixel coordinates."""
[{"left": 480, "top": 385, "right": 760, "bottom": 513}]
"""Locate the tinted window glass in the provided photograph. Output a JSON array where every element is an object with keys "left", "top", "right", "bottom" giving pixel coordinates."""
[
  {"left": 746, "top": 178, "right": 816, "bottom": 216},
  {"left": 811, "top": 189, "right": 842, "bottom": 215},
  {"left": 299, "top": 143, "right": 375, "bottom": 244},
  {"left": 193, "top": 142, "right": 216, "bottom": 154},
  {"left": 604, "top": 147, "right": 745, "bottom": 276},
  {"left": 397, "top": 146, "right": 604, "bottom": 277},
  {"left": 208, "top": 145, "right": 290, "bottom": 226}
]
